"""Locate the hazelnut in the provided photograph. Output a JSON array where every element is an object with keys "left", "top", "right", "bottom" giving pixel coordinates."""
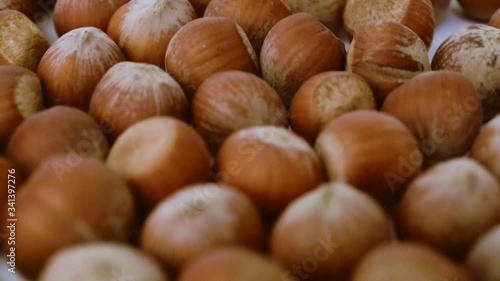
[
  {"left": 289, "top": 71, "right": 376, "bottom": 144},
  {"left": 179, "top": 247, "right": 286, "bottom": 281},
  {"left": 260, "top": 12, "right": 346, "bottom": 106},
  {"left": 467, "top": 225, "right": 500, "bottom": 281},
  {"left": 9, "top": 156, "right": 136, "bottom": 278},
  {"left": 270, "top": 182, "right": 392, "bottom": 281},
  {"left": 395, "top": 158, "right": 500, "bottom": 259},
  {"left": 89, "top": 61, "right": 189, "bottom": 141},
  {"left": 204, "top": 0, "right": 291, "bottom": 53},
  {"left": 315, "top": 110, "right": 422, "bottom": 205},
  {"left": 382, "top": 71, "right": 483, "bottom": 167},
  {"left": 6, "top": 106, "right": 109, "bottom": 175},
  {"left": 0, "top": 10, "right": 49, "bottom": 71},
  {"left": 0, "top": 0, "right": 36, "bottom": 18},
  {"left": 107, "top": 0, "right": 196, "bottom": 68},
  {"left": 281, "top": 0, "right": 346, "bottom": 32},
  {"left": 346, "top": 20, "right": 431, "bottom": 104},
  {"left": 343, "top": 0, "right": 435, "bottom": 49},
  {"left": 53, "top": 0, "right": 129, "bottom": 36},
  {"left": 352, "top": 243, "right": 474, "bottom": 281},
  {"left": 39, "top": 243, "right": 168, "bottom": 281},
  {"left": 457, "top": 0, "right": 500, "bottom": 22},
  {"left": 191, "top": 70, "right": 287, "bottom": 153},
  {"left": 37, "top": 27, "right": 125, "bottom": 110},
  {"left": 216, "top": 126, "right": 324, "bottom": 214},
  {"left": 489, "top": 8, "right": 500, "bottom": 28},
  {"left": 106, "top": 117, "right": 211, "bottom": 209},
  {"left": 0, "top": 65, "right": 44, "bottom": 148},
  {"left": 469, "top": 114, "right": 500, "bottom": 182},
  {"left": 165, "top": 17, "right": 259, "bottom": 98},
  {"left": 432, "top": 24, "right": 500, "bottom": 120},
  {"left": 140, "top": 183, "right": 264, "bottom": 272}
]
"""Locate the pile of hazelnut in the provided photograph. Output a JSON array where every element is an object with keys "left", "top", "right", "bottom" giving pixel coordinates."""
[{"left": 0, "top": 0, "right": 500, "bottom": 280}]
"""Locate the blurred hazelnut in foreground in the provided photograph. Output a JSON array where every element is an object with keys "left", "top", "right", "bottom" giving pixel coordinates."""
[
  {"left": 179, "top": 247, "right": 285, "bottom": 281},
  {"left": 271, "top": 182, "right": 392, "bottom": 281},
  {"left": 6, "top": 106, "right": 109, "bottom": 175},
  {"left": 38, "top": 242, "right": 168, "bottom": 281},
  {"left": 352, "top": 243, "right": 474, "bottom": 281},
  {"left": 9, "top": 156, "right": 136, "bottom": 278},
  {"left": 470, "top": 114, "right": 500, "bottom": 182},
  {"left": 395, "top": 158, "right": 500, "bottom": 260},
  {"left": 140, "top": 183, "right": 264, "bottom": 272},
  {"left": 467, "top": 224, "right": 500, "bottom": 281}
]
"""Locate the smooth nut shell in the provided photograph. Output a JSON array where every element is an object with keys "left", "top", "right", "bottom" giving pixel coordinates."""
[
  {"left": 431, "top": 24, "right": 500, "bottom": 120},
  {"left": 270, "top": 182, "right": 392, "bottom": 281},
  {"left": 107, "top": 117, "right": 211, "bottom": 208},
  {"left": 395, "top": 158, "right": 500, "bottom": 259},
  {"left": 38, "top": 243, "right": 168, "bottom": 281},
  {"left": 0, "top": 65, "right": 44, "bottom": 148},
  {"left": 140, "top": 184, "right": 264, "bottom": 272},
  {"left": 192, "top": 70, "right": 287, "bottom": 153},
  {"left": 260, "top": 12, "right": 346, "bottom": 106},
  {"left": 89, "top": 62, "right": 188, "bottom": 140},
  {"left": 6, "top": 106, "right": 109, "bottom": 175},
  {"left": 347, "top": 20, "right": 431, "bottom": 104},
  {"left": 0, "top": 10, "right": 49, "bottom": 71},
  {"left": 466, "top": 225, "right": 500, "bottom": 281},
  {"left": 457, "top": 0, "right": 500, "bottom": 21},
  {"left": 352, "top": 243, "right": 474, "bottom": 281},
  {"left": 469, "top": 114, "right": 500, "bottom": 183},
  {"left": 315, "top": 110, "right": 422, "bottom": 205},
  {"left": 216, "top": 126, "right": 324, "bottom": 214},
  {"left": 179, "top": 247, "right": 286, "bottom": 281},
  {"left": 290, "top": 71, "right": 376, "bottom": 143},
  {"left": 165, "top": 17, "right": 259, "bottom": 97},
  {"left": 38, "top": 27, "right": 125, "bottom": 110},
  {"left": 382, "top": 71, "right": 483, "bottom": 166}
]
